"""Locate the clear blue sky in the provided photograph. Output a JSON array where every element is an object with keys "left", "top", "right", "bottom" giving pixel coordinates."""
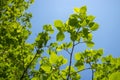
[{"left": 27, "top": 0, "right": 120, "bottom": 79}]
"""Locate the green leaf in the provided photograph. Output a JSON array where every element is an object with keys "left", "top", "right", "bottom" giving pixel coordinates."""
[
  {"left": 68, "top": 14, "right": 78, "bottom": 26},
  {"left": 86, "top": 41, "right": 94, "bottom": 48},
  {"left": 54, "top": 20, "right": 63, "bottom": 28},
  {"left": 56, "top": 31, "right": 65, "bottom": 41},
  {"left": 43, "top": 25, "right": 54, "bottom": 34},
  {"left": 87, "top": 15, "right": 95, "bottom": 23},
  {"left": 50, "top": 42, "right": 58, "bottom": 47},
  {"left": 89, "top": 22, "right": 99, "bottom": 31},
  {"left": 41, "top": 64, "right": 51, "bottom": 73},
  {"left": 109, "top": 72, "right": 120, "bottom": 80},
  {"left": 70, "top": 31, "right": 77, "bottom": 41},
  {"left": 81, "top": 20, "right": 87, "bottom": 27},
  {"left": 76, "top": 63, "right": 84, "bottom": 71},
  {"left": 75, "top": 53, "right": 81, "bottom": 60},
  {"left": 80, "top": 6, "right": 87, "bottom": 14},
  {"left": 74, "top": 7, "right": 80, "bottom": 13},
  {"left": 49, "top": 51, "right": 58, "bottom": 64},
  {"left": 97, "top": 48, "right": 104, "bottom": 56},
  {"left": 56, "top": 45, "right": 63, "bottom": 51},
  {"left": 83, "top": 28, "right": 89, "bottom": 38},
  {"left": 87, "top": 33, "right": 92, "bottom": 40},
  {"left": 67, "top": 42, "right": 73, "bottom": 48},
  {"left": 58, "top": 55, "right": 67, "bottom": 64}
]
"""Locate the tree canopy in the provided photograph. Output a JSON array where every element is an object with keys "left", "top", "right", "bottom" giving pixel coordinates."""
[{"left": 0, "top": 0, "right": 120, "bottom": 80}]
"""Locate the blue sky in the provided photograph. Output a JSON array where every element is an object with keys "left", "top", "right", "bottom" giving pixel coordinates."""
[
  {"left": 27, "top": 0, "right": 120, "bottom": 79},
  {"left": 28, "top": 0, "right": 120, "bottom": 57}
]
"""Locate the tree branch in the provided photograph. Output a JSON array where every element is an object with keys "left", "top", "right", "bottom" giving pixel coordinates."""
[
  {"left": 64, "top": 49, "right": 71, "bottom": 54},
  {"left": 89, "top": 63, "right": 94, "bottom": 80},
  {"left": 67, "top": 41, "right": 75, "bottom": 80},
  {"left": 74, "top": 41, "right": 86, "bottom": 46},
  {"left": 20, "top": 49, "right": 40, "bottom": 80},
  {"left": 70, "top": 67, "right": 92, "bottom": 75}
]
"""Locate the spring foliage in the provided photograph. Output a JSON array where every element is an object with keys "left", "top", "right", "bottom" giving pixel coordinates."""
[{"left": 0, "top": 0, "right": 120, "bottom": 80}]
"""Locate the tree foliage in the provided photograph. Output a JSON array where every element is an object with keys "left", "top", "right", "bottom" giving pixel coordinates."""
[{"left": 0, "top": 0, "right": 120, "bottom": 80}]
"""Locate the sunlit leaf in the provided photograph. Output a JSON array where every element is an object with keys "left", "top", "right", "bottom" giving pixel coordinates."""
[
  {"left": 81, "top": 20, "right": 87, "bottom": 27},
  {"left": 74, "top": 7, "right": 80, "bottom": 13},
  {"left": 58, "top": 55, "right": 67, "bottom": 64},
  {"left": 109, "top": 72, "right": 120, "bottom": 80},
  {"left": 86, "top": 41, "right": 94, "bottom": 48},
  {"left": 87, "top": 33, "right": 92, "bottom": 40},
  {"left": 50, "top": 42, "right": 58, "bottom": 47},
  {"left": 87, "top": 15, "right": 95, "bottom": 23},
  {"left": 75, "top": 53, "right": 81, "bottom": 60},
  {"left": 80, "top": 6, "right": 87, "bottom": 14},
  {"left": 67, "top": 42, "right": 73, "bottom": 48},
  {"left": 43, "top": 25, "right": 54, "bottom": 34},
  {"left": 54, "top": 20, "right": 63, "bottom": 28},
  {"left": 49, "top": 51, "right": 58, "bottom": 64},
  {"left": 41, "top": 64, "right": 51, "bottom": 73},
  {"left": 89, "top": 22, "right": 99, "bottom": 31},
  {"left": 56, "top": 31, "right": 65, "bottom": 41}
]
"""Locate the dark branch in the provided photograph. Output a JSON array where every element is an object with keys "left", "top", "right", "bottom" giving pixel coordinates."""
[
  {"left": 70, "top": 67, "right": 92, "bottom": 75},
  {"left": 20, "top": 48, "right": 40, "bottom": 80},
  {"left": 64, "top": 49, "right": 71, "bottom": 54},
  {"left": 67, "top": 41, "right": 75, "bottom": 80},
  {"left": 74, "top": 41, "right": 86, "bottom": 46},
  {"left": 89, "top": 63, "right": 94, "bottom": 80}
]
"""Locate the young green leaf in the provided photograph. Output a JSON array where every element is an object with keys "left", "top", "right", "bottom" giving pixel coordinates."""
[
  {"left": 81, "top": 20, "right": 87, "bottom": 27},
  {"left": 67, "top": 42, "right": 73, "bottom": 48},
  {"left": 43, "top": 25, "right": 54, "bottom": 34},
  {"left": 87, "top": 33, "right": 92, "bottom": 40},
  {"left": 80, "top": 6, "right": 87, "bottom": 14},
  {"left": 41, "top": 64, "right": 51, "bottom": 73},
  {"left": 74, "top": 7, "right": 80, "bottom": 13},
  {"left": 58, "top": 55, "right": 67, "bottom": 64},
  {"left": 87, "top": 15, "right": 95, "bottom": 23},
  {"left": 49, "top": 51, "right": 58, "bottom": 64},
  {"left": 75, "top": 53, "right": 81, "bottom": 60},
  {"left": 86, "top": 41, "right": 94, "bottom": 48},
  {"left": 56, "top": 45, "right": 63, "bottom": 51},
  {"left": 54, "top": 20, "right": 63, "bottom": 28},
  {"left": 56, "top": 31, "right": 65, "bottom": 41},
  {"left": 89, "top": 22, "right": 99, "bottom": 31},
  {"left": 109, "top": 72, "right": 120, "bottom": 80}
]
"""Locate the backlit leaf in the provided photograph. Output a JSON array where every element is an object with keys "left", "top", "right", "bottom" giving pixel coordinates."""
[
  {"left": 56, "top": 31, "right": 65, "bottom": 41},
  {"left": 67, "top": 42, "right": 73, "bottom": 48},
  {"left": 41, "top": 64, "right": 51, "bottom": 73},
  {"left": 54, "top": 20, "right": 63, "bottom": 28},
  {"left": 43, "top": 25, "right": 54, "bottom": 34},
  {"left": 109, "top": 72, "right": 120, "bottom": 80},
  {"left": 49, "top": 51, "right": 58, "bottom": 64},
  {"left": 86, "top": 41, "right": 94, "bottom": 48},
  {"left": 87, "top": 15, "right": 95, "bottom": 23},
  {"left": 90, "top": 23, "right": 99, "bottom": 31},
  {"left": 75, "top": 53, "right": 81, "bottom": 60},
  {"left": 74, "top": 7, "right": 80, "bottom": 13},
  {"left": 80, "top": 6, "right": 87, "bottom": 14}
]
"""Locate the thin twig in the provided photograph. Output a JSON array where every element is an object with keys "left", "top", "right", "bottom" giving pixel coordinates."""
[
  {"left": 64, "top": 49, "right": 71, "bottom": 54},
  {"left": 74, "top": 41, "right": 86, "bottom": 46},
  {"left": 70, "top": 67, "right": 92, "bottom": 75}
]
